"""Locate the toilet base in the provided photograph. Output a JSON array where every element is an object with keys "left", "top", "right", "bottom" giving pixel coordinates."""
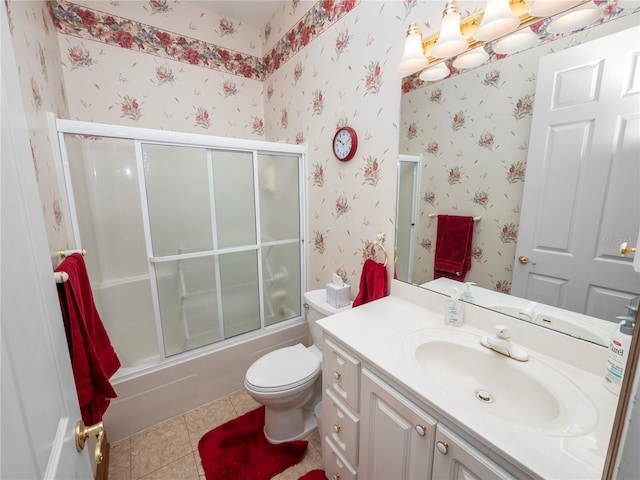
[{"left": 263, "top": 403, "right": 318, "bottom": 444}]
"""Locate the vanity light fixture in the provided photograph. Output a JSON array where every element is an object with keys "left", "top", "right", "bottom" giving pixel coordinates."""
[
  {"left": 547, "top": 2, "right": 603, "bottom": 34},
  {"left": 398, "top": 23, "right": 430, "bottom": 73},
  {"left": 527, "top": 0, "right": 582, "bottom": 17},
  {"left": 474, "top": 0, "right": 520, "bottom": 41},
  {"left": 493, "top": 28, "right": 539, "bottom": 54},
  {"left": 399, "top": 0, "right": 598, "bottom": 79},
  {"left": 452, "top": 46, "right": 490, "bottom": 69},
  {"left": 419, "top": 63, "right": 451, "bottom": 82},
  {"left": 430, "top": 0, "right": 469, "bottom": 59}
]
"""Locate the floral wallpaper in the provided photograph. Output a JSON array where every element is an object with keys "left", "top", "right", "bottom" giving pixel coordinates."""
[
  {"left": 3, "top": 0, "right": 71, "bottom": 265},
  {"left": 5, "top": 0, "right": 639, "bottom": 297},
  {"left": 400, "top": 11, "right": 640, "bottom": 294}
]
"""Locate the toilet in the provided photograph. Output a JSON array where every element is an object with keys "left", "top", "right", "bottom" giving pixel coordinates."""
[{"left": 244, "top": 289, "right": 352, "bottom": 444}]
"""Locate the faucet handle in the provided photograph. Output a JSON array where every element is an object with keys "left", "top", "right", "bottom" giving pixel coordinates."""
[{"left": 494, "top": 324, "right": 511, "bottom": 340}]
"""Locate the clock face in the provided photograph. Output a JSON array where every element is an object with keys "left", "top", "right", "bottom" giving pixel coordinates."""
[{"left": 333, "top": 127, "right": 357, "bottom": 161}]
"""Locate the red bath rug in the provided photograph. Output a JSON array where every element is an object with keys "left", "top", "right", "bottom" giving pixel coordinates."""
[
  {"left": 198, "top": 406, "right": 308, "bottom": 480},
  {"left": 299, "top": 469, "right": 327, "bottom": 479}
]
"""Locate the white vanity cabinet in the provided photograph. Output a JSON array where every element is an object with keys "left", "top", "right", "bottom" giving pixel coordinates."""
[
  {"left": 322, "top": 338, "right": 361, "bottom": 479},
  {"left": 432, "top": 424, "right": 515, "bottom": 480},
  {"left": 359, "top": 368, "right": 437, "bottom": 479},
  {"left": 321, "top": 335, "right": 528, "bottom": 480}
]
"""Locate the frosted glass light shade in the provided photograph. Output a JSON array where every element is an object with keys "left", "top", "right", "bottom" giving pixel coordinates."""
[
  {"left": 474, "top": 0, "right": 520, "bottom": 41},
  {"left": 398, "top": 24, "right": 429, "bottom": 73},
  {"left": 493, "top": 29, "right": 538, "bottom": 54},
  {"left": 527, "top": 0, "right": 581, "bottom": 17},
  {"left": 419, "top": 64, "right": 451, "bottom": 82},
  {"left": 453, "top": 47, "right": 489, "bottom": 69},
  {"left": 548, "top": 4, "right": 602, "bottom": 33},
  {"left": 430, "top": 9, "right": 468, "bottom": 58}
]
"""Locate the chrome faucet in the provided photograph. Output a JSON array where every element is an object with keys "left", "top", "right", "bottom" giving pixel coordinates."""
[{"left": 481, "top": 325, "right": 529, "bottom": 362}]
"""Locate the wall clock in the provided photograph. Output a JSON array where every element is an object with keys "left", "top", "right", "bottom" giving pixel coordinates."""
[{"left": 332, "top": 126, "right": 358, "bottom": 162}]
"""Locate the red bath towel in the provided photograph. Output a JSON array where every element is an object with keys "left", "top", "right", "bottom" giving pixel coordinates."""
[
  {"left": 434, "top": 215, "right": 474, "bottom": 282},
  {"left": 55, "top": 253, "right": 120, "bottom": 425},
  {"left": 353, "top": 259, "right": 388, "bottom": 307}
]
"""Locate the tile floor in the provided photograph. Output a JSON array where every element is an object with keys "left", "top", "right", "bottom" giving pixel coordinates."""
[{"left": 108, "top": 389, "right": 324, "bottom": 480}]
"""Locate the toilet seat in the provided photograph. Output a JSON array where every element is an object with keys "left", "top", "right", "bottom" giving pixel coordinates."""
[{"left": 245, "top": 343, "right": 321, "bottom": 393}]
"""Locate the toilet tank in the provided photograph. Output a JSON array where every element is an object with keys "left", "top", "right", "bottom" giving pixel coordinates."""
[{"left": 304, "top": 289, "right": 352, "bottom": 346}]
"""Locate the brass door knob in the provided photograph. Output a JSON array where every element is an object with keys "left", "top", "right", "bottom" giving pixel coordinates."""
[
  {"left": 75, "top": 420, "right": 105, "bottom": 464},
  {"left": 620, "top": 242, "right": 637, "bottom": 257},
  {"left": 518, "top": 255, "right": 536, "bottom": 265}
]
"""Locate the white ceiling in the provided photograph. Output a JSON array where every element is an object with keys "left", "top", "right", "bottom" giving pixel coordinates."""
[{"left": 189, "top": 1, "right": 282, "bottom": 28}]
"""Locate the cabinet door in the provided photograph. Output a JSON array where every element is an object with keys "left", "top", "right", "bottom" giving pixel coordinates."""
[
  {"left": 359, "top": 369, "right": 436, "bottom": 480},
  {"left": 432, "top": 424, "right": 515, "bottom": 480}
]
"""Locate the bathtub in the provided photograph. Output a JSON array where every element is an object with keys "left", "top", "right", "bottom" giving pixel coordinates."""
[{"left": 94, "top": 275, "right": 309, "bottom": 442}]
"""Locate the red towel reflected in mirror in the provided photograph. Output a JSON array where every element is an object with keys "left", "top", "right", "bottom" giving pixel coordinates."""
[{"left": 434, "top": 215, "right": 474, "bottom": 282}]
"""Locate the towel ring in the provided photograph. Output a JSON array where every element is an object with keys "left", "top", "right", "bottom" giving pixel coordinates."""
[{"left": 366, "top": 241, "right": 388, "bottom": 267}]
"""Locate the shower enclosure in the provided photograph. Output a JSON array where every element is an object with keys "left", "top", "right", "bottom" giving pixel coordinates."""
[{"left": 54, "top": 118, "right": 305, "bottom": 376}]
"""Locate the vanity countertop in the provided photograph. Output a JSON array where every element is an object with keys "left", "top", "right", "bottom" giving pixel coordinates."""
[{"left": 317, "top": 284, "right": 619, "bottom": 480}]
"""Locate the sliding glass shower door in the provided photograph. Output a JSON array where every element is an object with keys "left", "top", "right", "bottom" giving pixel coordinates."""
[
  {"left": 58, "top": 120, "right": 304, "bottom": 370},
  {"left": 142, "top": 144, "right": 263, "bottom": 356}
]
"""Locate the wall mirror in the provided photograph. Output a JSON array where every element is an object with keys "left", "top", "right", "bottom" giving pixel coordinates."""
[{"left": 396, "top": 12, "right": 640, "bottom": 347}]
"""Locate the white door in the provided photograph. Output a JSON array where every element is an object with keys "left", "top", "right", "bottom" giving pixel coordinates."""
[
  {"left": 396, "top": 155, "right": 420, "bottom": 283},
  {"left": 512, "top": 26, "right": 640, "bottom": 320},
  {"left": 1, "top": 5, "right": 93, "bottom": 478},
  {"left": 359, "top": 369, "right": 436, "bottom": 480},
  {"left": 431, "top": 425, "right": 514, "bottom": 480}
]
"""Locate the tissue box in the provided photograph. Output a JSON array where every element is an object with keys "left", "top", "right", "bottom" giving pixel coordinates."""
[{"left": 326, "top": 283, "right": 351, "bottom": 308}]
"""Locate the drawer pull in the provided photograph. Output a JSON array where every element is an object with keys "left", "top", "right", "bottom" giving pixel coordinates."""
[
  {"left": 333, "top": 371, "right": 342, "bottom": 380},
  {"left": 415, "top": 424, "right": 426, "bottom": 437},
  {"left": 333, "top": 423, "right": 342, "bottom": 433},
  {"left": 436, "top": 440, "right": 449, "bottom": 455},
  {"left": 332, "top": 474, "right": 341, "bottom": 480}
]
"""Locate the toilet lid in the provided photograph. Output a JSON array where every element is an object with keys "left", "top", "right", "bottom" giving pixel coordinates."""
[{"left": 246, "top": 343, "right": 321, "bottom": 392}]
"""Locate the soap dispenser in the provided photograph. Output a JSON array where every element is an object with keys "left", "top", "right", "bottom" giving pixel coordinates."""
[
  {"left": 445, "top": 287, "right": 464, "bottom": 326},
  {"left": 603, "top": 312, "right": 635, "bottom": 395},
  {"left": 460, "top": 282, "right": 475, "bottom": 302}
]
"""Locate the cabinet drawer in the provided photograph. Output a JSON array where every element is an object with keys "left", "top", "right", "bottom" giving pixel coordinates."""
[
  {"left": 324, "top": 436, "right": 358, "bottom": 480},
  {"left": 324, "top": 338, "right": 360, "bottom": 412},
  {"left": 325, "top": 388, "right": 360, "bottom": 467}
]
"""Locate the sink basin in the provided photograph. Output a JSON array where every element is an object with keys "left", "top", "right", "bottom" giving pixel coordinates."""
[{"left": 403, "top": 328, "right": 598, "bottom": 436}]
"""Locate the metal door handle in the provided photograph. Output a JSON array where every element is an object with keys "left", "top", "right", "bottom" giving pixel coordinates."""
[
  {"left": 518, "top": 255, "right": 536, "bottom": 265},
  {"left": 75, "top": 420, "right": 105, "bottom": 464},
  {"left": 621, "top": 242, "right": 637, "bottom": 256}
]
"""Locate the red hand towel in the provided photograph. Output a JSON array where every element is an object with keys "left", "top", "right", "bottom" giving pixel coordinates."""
[
  {"left": 352, "top": 259, "right": 388, "bottom": 307},
  {"left": 55, "top": 253, "right": 120, "bottom": 425},
  {"left": 434, "top": 215, "right": 474, "bottom": 282}
]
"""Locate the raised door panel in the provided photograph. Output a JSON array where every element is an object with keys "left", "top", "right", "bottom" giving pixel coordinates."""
[
  {"left": 513, "top": 26, "right": 640, "bottom": 317},
  {"left": 431, "top": 425, "right": 514, "bottom": 480},
  {"left": 359, "top": 369, "right": 436, "bottom": 480}
]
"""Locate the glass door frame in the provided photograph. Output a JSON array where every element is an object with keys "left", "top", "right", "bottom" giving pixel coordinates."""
[{"left": 54, "top": 117, "right": 306, "bottom": 363}]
